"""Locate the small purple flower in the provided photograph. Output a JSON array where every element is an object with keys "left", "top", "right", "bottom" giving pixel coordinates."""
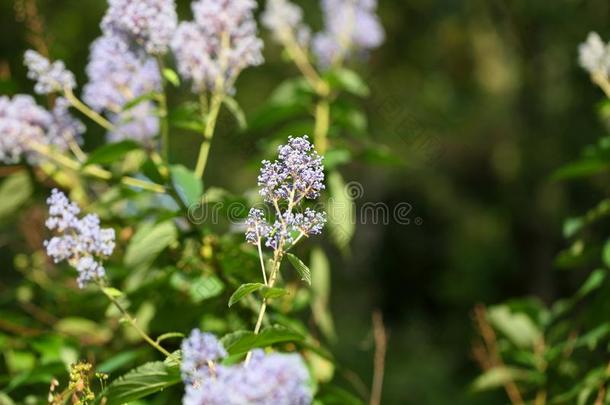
[
  {"left": 262, "top": 0, "right": 311, "bottom": 46},
  {"left": 101, "top": 0, "right": 178, "bottom": 54},
  {"left": 258, "top": 135, "right": 325, "bottom": 203},
  {"left": 247, "top": 136, "right": 326, "bottom": 251},
  {"left": 245, "top": 208, "right": 272, "bottom": 245},
  {"left": 181, "top": 331, "right": 312, "bottom": 405},
  {"left": 313, "top": 0, "right": 384, "bottom": 67},
  {"left": 83, "top": 34, "right": 161, "bottom": 144},
  {"left": 0, "top": 95, "right": 82, "bottom": 164},
  {"left": 24, "top": 50, "right": 76, "bottom": 94},
  {"left": 44, "top": 189, "right": 115, "bottom": 288},
  {"left": 107, "top": 102, "right": 160, "bottom": 145},
  {"left": 181, "top": 329, "right": 228, "bottom": 386},
  {"left": 171, "top": 0, "right": 264, "bottom": 93}
]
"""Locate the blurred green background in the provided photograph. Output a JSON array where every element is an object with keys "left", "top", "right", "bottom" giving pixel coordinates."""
[{"left": 2, "top": 0, "right": 610, "bottom": 403}]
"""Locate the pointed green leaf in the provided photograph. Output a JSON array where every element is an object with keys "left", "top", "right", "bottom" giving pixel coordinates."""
[
  {"left": 286, "top": 253, "right": 311, "bottom": 285},
  {"left": 85, "top": 141, "right": 140, "bottom": 166},
  {"left": 228, "top": 283, "right": 265, "bottom": 307},
  {"left": 99, "top": 361, "right": 181, "bottom": 405},
  {"left": 220, "top": 325, "right": 303, "bottom": 355}
]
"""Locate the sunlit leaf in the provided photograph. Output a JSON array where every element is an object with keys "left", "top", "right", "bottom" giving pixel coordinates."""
[{"left": 228, "top": 283, "right": 265, "bottom": 307}]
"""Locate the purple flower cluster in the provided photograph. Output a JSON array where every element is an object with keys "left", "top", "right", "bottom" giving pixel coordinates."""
[
  {"left": 262, "top": 0, "right": 311, "bottom": 46},
  {"left": 101, "top": 0, "right": 178, "bottom": 54},
  {"left": 246, "top": 136, "right": 326, "bottom": 250},
  {"left": 0, "top": 95, "right": 84, "bottom": 164},
  {"left": 44, "top": 189, "right": 115, "bottom": 288},
  {"left": 313, "top": 0, "right": 385, "bottom": 67},
  {"left": 83, "top": 34, "right": 161, "bottom": 144},
  {"left": 24, "top": 50, "right": 76, "bottom": 94},
  {"left": 181, "top": 330, "right": 312, "bottom": 405},
  {"left": 171, "top": 0, "right": 264, "bottom": 93}
]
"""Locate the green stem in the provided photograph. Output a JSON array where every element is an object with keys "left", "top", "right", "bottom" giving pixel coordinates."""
[
  {"left": 194, "top": 94, "right": 222, "bottom": 179},
  {"left": 63, "top": 87, "right": 114, "bottom": 131},
  {"left": 313, "top": 98, "right": 331, "bottom": 155},
  {"left": 29, "top": 142, "right": 166, "bottom": 194},
  {"left": 100, "top": 287, "right": 171, "bottom": 357},
  {"left": 155, "top": 57, "right": 171, "bottom": 165}
]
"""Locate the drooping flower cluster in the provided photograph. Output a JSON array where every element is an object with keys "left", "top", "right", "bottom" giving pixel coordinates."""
[
  {"left": 181, "top": 330, "right": 312, "bottom": 405},
  {"left": 101, "top": 0, "right": 178, "bottom": 55},
  {"left": 171, "top": 0, "right": 264, "bottom": 93},
  {"left": 579, "top": 32, "right": 610, "bottom": 76},
  {"left": 44, "top": 189, "right": 115, "bottom": 288},
  {"left": 262, "top": 0, "right": 311, "bottom": 46},
  {"left": 0, "top": 95, "right": 84, "bottom": 164},
  {"left": 24, "top": 50, "right": 76, "bottom": 95},
  {"left": 83, "top": 34, "right": 161, "bottom": 144},
  {"left": 246, "top": 135, "right": 326, "bottom": 250},
  {"left": 313, "top": 0, "right": 385, "bottom": 68}
]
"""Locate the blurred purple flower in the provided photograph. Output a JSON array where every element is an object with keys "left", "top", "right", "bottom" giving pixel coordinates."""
[
  {"left": 102, "top": 0, "right": 178, "bottom": 54},
  {"left": 313, "top": 0, "right": 384, "bottom": 67},
  {"left": 180, "top": 330, "right": 311, "bottom": 405},
  {"left": 24, "top": 50, "right": 76, "bottom": 94},
  {"left": 171, "top": 0, "right": 264, "bottom": 93}
]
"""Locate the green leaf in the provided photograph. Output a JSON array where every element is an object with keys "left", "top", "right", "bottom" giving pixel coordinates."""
[
  {"left": 326, "top": 68, "right": 370, "bottom": 97},
  {"left": 471, "top": 366, "right": 537, "bottom": 392},
  {"left": 220, "top": 325, "right": 303, "bottom": 356},
  {"left": 228, "top": 283, "right": 265, "bottom": 307},
  {"left": 99, "top": 361, "right": 181, "bottom": 405},
  {"left": 551, "top": 158, "right": 610, "bottom": 180},
  {"left": 170, "top": 164, "right": 203, "bottom": 208},
  {"left": 0, "top": 171, "right": 32, "bottom": 221},
  {"left": 487, "top": 306, "right": 541, "bottom": 348},
  {"left": 223, "top": 96, "right": 247, "bottom": 130},
  {"left": 189, "top": 275, "right": 224, "bottom": 303},
  {"left": 102, "top": 287, "right": 124, "bottom": 298},
  {"left": 124, "top": 221, "right": 177, "bottom": 268},
  {"left": 162, "top": 68, "right": 180, "bottom": 87},
  {"left": 327, "top": 170, "right": 355, "bottom": 253},
  {"left": 85, "top": 141, "right": 140, "bottom": 166},
  {"left": 262, "top": 287, "right": 289, "bottom": 299},
  {"left": 310, "top": 248, "right": 336, "bottom": 342},
  {"left": 286, "top": 253, "right": 311, "bottom": 285}
]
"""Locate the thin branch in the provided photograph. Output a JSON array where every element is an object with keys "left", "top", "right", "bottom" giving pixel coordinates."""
[{"left": 369, "top": 310, "right": 387, "bottom": 405}]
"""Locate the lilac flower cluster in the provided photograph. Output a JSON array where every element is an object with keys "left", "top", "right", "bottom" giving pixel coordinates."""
[
  {"left": 0, "top": 95, "right": 84, "bottom": 164},
  {"left": 24, "top": 50, "right": 76, "bottom": 95},
  {"left": 262, "top": 0, "right": 311, "bottom": 46},
  {"left": 171, "top": 0, "right": 264, "bottom": 93},
  {"left": 579, "top": 32, "right": 610, "bottom": 76},
  {"left": 246, "top": 136, "right": 326, "bottom": 250},
  {"left": 313, "top": 0, "right": 385, "bottom": 67},
  {"left": 101, "top": 0, "right": 178, "bottom": 55},
  {"left": 44, "top": 189, "right": 115, "bottom": 288},
  {"left": 83, "top": 34, "right": 161, "bottom": 144},
  {"left": 181, "top": 330, "right": 312, "bottom": 405}
]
